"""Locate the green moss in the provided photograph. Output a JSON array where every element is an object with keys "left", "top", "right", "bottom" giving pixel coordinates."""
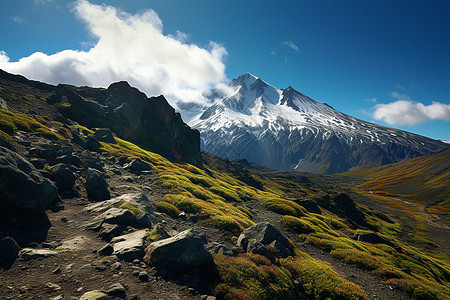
[
  {"left": 153, "top": 201, "right": 181, "bottom": 218},
  {"left": 330, "top": 249, "right": 383, "bottom": 270},
  {"left": 36, "top": 127, "right": 64, "bottom": 140},
  {"left": 211, "top": 215, "right": 243, "bottom": 233},
  {"left": 280, "top": 215, "right": 315, "bottom": 233},
  {"left": 280, "top": 251, "right": 368, "bottom": 300},
  {"left": 214, "top": 253, "right": 297, "bottom": 300},
  {"left": 119, "top": 203, "right": 144, "bottom": 218}
]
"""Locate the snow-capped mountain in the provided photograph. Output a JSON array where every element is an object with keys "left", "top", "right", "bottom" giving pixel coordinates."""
[{"left": 183, "top": 73, "right": 447, "bottom": 174}]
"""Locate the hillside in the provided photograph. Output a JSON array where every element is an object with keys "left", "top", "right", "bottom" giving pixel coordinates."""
[
  {"left": 344, "top": 149, "right": 450, "bottom": 220},
  {"left": 0, "top": 70, "right": 449, "bottom": 299}
]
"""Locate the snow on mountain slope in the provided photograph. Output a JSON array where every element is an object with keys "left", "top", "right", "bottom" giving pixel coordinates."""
[{"left": 182, "top": 73, "right": 447, "bottom": 174}]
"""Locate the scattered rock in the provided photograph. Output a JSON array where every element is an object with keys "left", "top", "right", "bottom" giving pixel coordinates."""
[
  {"left": 111, "top": 262, "right": 121, "bottom": 270},
  {"left": 200, "top": 295, "right": 216, "bottom": 300},
  {"left": 48, "top": 163, "right": 76, "bottom": 191},
  {"left": 79, "top": 290, "right": 109, "bottom": 300},
  {"left": 124, "top": 158, "right": 153, "bottom": 175},
  {"left": 85, "top": 135, "right": 102, "bottom": 152},
  {"left": 56, "top": 236, "right": 88, "bottom": 251},
  {"left": 107, "top": 283, "right": 126, "bottom": 298},
  {"left": 93, "top": 128, "right": 116, "bottom": 144},
  {"left": 18, "top": 248, "right": 57, "bottom": 261},
  {"left": 99, "top": 223, "right": 124, "bottom": 241},
  {"left": 85, "top": 193, "right": 157, "bottom": 228},
  {"left": 0, "top": 146, "right": 58, "bottom": 212},
  {"left": 207, "top": 242, "right": 235, "bottom": 256},
  {"left": 237, "top": 222, "right": 293, "bottom": 259},
  {"left": 145, "top": 229, "right": 213, "bottom": 272},
  {"left": 111, "top": 230, "right": 147, "bottom": 262},
  {"left": 0, "top": 236, "right": 21, "bottom": 265},
  {"left": 85, "top": 168, "right": 110, "bottom": 202},
  {"left": 46, "top": 282, "right": 62, "bottom": 291},
  {"left": 138, "top": 271, "right": 149, "bottom": 282},
  {"left": 98, "top": 244, "right": 114, "bottom": 256}
]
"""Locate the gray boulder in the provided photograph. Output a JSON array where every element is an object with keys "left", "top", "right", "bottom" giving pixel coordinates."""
[
  {"left": 237, "top": 222, "right": 293, "bottom": 258},
  {"left": 85, "top": 135, "right": 102, "bottom": 152},
  {"left": 85, "top": 193, "right": 157, "bottom": 228},
  {"left": 19, "top": 248, "right": 57, "bottom": 261},
  {"left": 145, "top": 229, "right": 213, "bottom": 271},
  {"left": 124, "top": 158, "right": 153, "bottom": 175},
  {"left": 79, "top": 290, "right": 109, "bottom": 300},
  {"left": 93, "top": 128, "right": 116, "bottom": 143},
  {"left": 85, "top": 167, "right": 110, "bottom": 201},
  {"left": 0, "top": 146, "right": 58, "bottom": 212},
  {"left": 0, "top": 237, "right": 21, "bottom": 265},
  {"left": 49, "top": 163, "right": 76, "bottom": 191},
  {"left": 111, "top": 230, "right": 147, "bottom": 261}
]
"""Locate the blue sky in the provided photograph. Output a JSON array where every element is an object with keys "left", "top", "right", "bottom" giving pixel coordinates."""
[{"left": 1, "top": 0, "right": 449, "bottom": 140}]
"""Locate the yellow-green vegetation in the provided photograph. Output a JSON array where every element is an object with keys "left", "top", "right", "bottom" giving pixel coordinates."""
[
  {"left": 95, "top": 130, "right": 450, "bottom": 299},
  {"left": 214, "top": 251, "right": 368, "bottom": 300},
  {"left": 153, "top": 201, "right": 181, "bottom": 218},
  {"left": 343, "top": 149, "right": 450, "bottom": 218},
  {"left": 0, "top": 108, "right": 65, "bottom": 140},
  {"left": 281, "top": 250, "right": 368, "bottom": 300}
]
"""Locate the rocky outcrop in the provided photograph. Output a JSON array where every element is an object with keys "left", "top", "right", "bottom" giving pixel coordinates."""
[
  {"left": 57, "top": 81, "right": 201, "bottom": 164},
  {"left": 18, "top": 248, "right": 58, "bottom": 260},
  {"left": 110, "top": 230, "right": 148, "bottom": 262},
  {"left": 0, "top": 146, "right": 58, "bottom": 212},
  {"left": 124, "top": 158, "right": 153, "bottom": 175},
  {"left": 85, "top": 168, "right": 110, "bottom": 202},
  {"left": 85, "top": 193, "right": 157, "bottom": 231},
  {"left": 145, "top": 229, "right": 213, "bottom": 272},
  {"left": 237, "top": 222, "right": 293, "bottom": 261}
]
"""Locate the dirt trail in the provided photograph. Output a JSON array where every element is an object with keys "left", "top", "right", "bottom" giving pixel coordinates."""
[{"left": 372, "top": 192, "right": 450, "bottom": 230}]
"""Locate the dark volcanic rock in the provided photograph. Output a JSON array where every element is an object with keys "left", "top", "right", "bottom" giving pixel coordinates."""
[
  {"left": 93, "top": 128, "right": 116, "bottom": 143},
  {"left": 85, "top": 167, "right": 110, "bottom": 202},
  {"left": 144, "top": 229, "right": 213, "bottom": 272},
  {"left": 57, "top": 81, "right": 201, "bottom": 164},
  {"left": 0, "top": 237, "right": 21, "bottom": 266},
  {"left": 85, "top": 135, "right": 102, "bottom": 152},
  {"left": 48, "top": 163, "right": 76, "bottom": 191},
  {"left": 124, "top": 158, "right": 153, "bottom": 175},
  {"left": 0, "top": 146, "right": 58, "bottom": 212},
  {"left": 237, "top": 222, "right": 293, "bottom": 259}
]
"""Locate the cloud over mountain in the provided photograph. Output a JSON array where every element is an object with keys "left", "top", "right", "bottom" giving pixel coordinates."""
[
  {"left": 373, "top": 100, "right": 450, "bottom": 126},
  {"left": 0, "top": 0, "right": 227, "bottom": 104}
]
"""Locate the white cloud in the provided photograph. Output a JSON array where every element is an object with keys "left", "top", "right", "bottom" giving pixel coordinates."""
[
  {"left": 12, "top": 16, "right": 26, "bottom": 24},
  {"left": 282, "top": 40, "right": 299, "bottom": 52},
  {"left": 364, "top": 97, "right": 377, "bottom": 103},
  {"left": 373, "top": 100, "right": 450, "bottom": 125},
  {"left": 0, "top": 51, "right": 10, "bottom": 63},
  {"left": 34, "top": 0, "right": 55, "bottom": 6},
  {"left": 0, "top": 0, "right": 227, "bottom": 105},
  {"left": 389, "top": 91, "right": 412, "bottom": 101}
]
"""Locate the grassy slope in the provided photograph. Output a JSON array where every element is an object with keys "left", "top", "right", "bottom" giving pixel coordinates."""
[
  {"left": 97, "top": 130, "right": 450, "bottom": 299},
  {"left": 343, "top": 149, "right": 450, "bottom": 218}
]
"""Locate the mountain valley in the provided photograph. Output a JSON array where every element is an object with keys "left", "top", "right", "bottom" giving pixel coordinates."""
[{"left": 0, "top": 70, "right": 449, "bottom": 300}]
